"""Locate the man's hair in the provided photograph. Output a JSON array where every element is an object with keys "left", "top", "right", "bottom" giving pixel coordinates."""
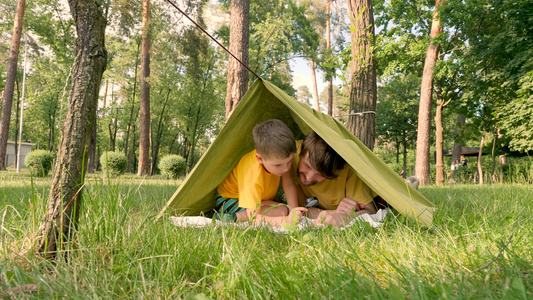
[
  {"left": 253, "top": 119, "right": 296, "bottom": 159},
  {"left": 301, "top": 131, "right": 346, "bottom": 179}
]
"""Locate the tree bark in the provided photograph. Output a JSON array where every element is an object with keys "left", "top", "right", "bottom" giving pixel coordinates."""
[
  {"left": 310, "top": 58, "right": 320, "bottom": 111},
  {"left": 414, "top": 0, "right": 443, "bottom": 185},
  {"left": 347, "top": 0, "right": 377, "bottom": 150},
  {"left": 326, "top": 0, "right": 333, "bottom": 116},
  {"left": 137, "top": 0, "right": 151, "bottom": 176},
  {"left": 0, "top": 0, "right": 26, "bottom": 170},
  {"left": 35, "top": 0, "right": 107, "bottom": 259},
  {"left": 478, "top": 127, "right": 485, "bottom": 185},
  {"left": 124, "top": 42, "right": 140, "bottom": 158},
  {"left": 87, "top": 117, "right": 97, "bottom": 173},
  {"left": 434, "top": 98, "right": 445, "bottom": 185},
  {"left": 448, "top": 114, "right": 465, "bottom": 183},
  {"left": 89, "top": 78, "right": 109, "bottom": 173},
  {"left": 150, "top": 89, "right": 170, "bottom": 175},
  {"left": 13, "top": 80, "right": 21, "bottom": 169},
  {"left": 402, "top": 133, "right": 408, "bottom": 176},
  {"left": 224, "top": 0, "right": 250, "bottom": 120}
]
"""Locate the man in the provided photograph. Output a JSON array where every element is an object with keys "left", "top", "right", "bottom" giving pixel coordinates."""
[{"left": 292, "top": 131, "right": 377, "bottom": 226}]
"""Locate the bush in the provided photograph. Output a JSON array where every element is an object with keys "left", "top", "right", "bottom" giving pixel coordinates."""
[
  {"left": 100, "top": 151, "right": 127, "bottom": 176},
  {"left": 25, "top": 150, "right": 55, "bottom": 177},
  {"left": 159, "top": 155, "right": 187, "bottom": 179}
]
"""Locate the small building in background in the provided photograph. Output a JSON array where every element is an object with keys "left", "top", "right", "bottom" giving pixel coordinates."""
[{"left": 5, "top": 141, "right": 35, "bottom": 168}]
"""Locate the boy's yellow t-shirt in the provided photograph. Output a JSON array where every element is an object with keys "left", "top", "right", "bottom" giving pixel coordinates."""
[{"left": 217, "top": 149, "right": 281, "bottom": 210}]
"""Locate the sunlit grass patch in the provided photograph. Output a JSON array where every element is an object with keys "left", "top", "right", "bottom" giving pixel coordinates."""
[{"left": 1, "top": 174, "right": 531, "bottom": 298}]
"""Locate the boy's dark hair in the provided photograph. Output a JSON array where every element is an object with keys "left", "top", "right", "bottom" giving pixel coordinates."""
[
  {"left": 300, "top": 131, "right": 346, "bottom": 179},
  {"left": 253, "top": 119, "right": 296, "bottom": 159}
]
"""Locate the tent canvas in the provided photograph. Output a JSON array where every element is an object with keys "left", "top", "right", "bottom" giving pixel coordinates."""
[{"left": 157, "top": 79, "right": 435, "bottom": 226}]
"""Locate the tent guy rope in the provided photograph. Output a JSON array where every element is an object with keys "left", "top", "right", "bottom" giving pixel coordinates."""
[{"left": 164, "top": 0, "right": 261, "bottom": 80}]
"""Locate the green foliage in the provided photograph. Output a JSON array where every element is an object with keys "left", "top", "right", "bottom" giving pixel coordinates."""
[
  {"left": 24, "top": 149, "right": 54, "bottom": 177},
  {"left": 100, "top": 151, "right": 127, "bottom": 176},
  {"left": 159, "top": 155, "right": 187, "bottom": 179},
  {"left": 502, "top": 159, "right": 533, "bottom": 184},
  {"left": 499, "top": 71, "right": 533, "bottom": 153}
]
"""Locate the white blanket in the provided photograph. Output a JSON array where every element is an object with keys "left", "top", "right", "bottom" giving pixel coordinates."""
[{"left": 170, "top": 208, "right": 389, "bottom": 233}]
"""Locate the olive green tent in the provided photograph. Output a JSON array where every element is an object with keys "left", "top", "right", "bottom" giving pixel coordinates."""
[{"left": 157, "top": 79, "right": 435, "bottom": 226}]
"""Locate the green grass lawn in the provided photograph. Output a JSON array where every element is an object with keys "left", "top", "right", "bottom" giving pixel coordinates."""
[{"left": 1, "top": 170, "right": 531, "bottom": 299}]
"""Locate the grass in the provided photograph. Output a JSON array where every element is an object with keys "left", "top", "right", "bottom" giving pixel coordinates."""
[{"left": 1, "top": 170, "right": 532, "bottom": 299}]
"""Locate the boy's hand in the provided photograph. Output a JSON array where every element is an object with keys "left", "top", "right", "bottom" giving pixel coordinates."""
[{"left": 285, "top": 207, "right": 308, "bottom": 225}]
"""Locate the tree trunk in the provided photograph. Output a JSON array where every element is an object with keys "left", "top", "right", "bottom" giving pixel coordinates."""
[
  {"left": 224, "top": 0, "right": 250, "bottom": 120},
  {"left": 108, "top": 107, "right": 118, "bottom": 151},
  {"left": 13, "top": 80, "right": 21, "bottom": 169},
  {"left": 35, "top": 0, "right": 107, "bottom": 259},
  {"left": 310, "top": 58, "right": 320, "bottom": 111},
  {"left": 434, "top": 99, "right": 444, "bottom": 185},
  {"left": 491, "top": 127, "right": 499, "bottom": 181},
  {"left": 89, "top": 78, "right": 109, "bottom": 173},
  {"left": 188, "top": 106, "right": 202, "bottom": 172},
  {"left": 449, "top": 113, "right": 465, "bottom": 183},
  {"left": 415, "top": 0, "right": 443, "bottom": 185},
  {"left": 478, "top": 127, "right": 485, "bottom": 185},
  {"left": 150, "top": 89, "right": 170, "bottom": 175},
  {"left": 347, "top": 0, "right": 377, "bottom": 150},
  {"left": 127, "top": 108, "right": 139, "bottom": 172},
  {"left": 87, "top": 117, "right": 97, "bottom": 173},
  {"left": 0, "top": 0, "right": 26, "bottom": 170},
  {"left": 124, "top": 42, "right": 140, "bottom": 158},
  {"left": 326, "top": 0, "right": 333, "bottom": 116},
  {"left": 137, "top": 0, "right": 151, "bottom": 176},
  {"left": 402, "top": 133, "right": 408, "bottom": 176},
  {"left": 499, "top": 155, "right": 505, "bottom": 184}
]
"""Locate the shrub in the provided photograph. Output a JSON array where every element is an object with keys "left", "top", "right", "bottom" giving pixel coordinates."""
[
  {"left": 159, "top": 155, "right": 187, "bottom": 179},
  {"left": 100, "top": 151, "right": 127, "bottom": 176},
  {"left": 25, "top": 150, "right": 55, "bottom": 177}
]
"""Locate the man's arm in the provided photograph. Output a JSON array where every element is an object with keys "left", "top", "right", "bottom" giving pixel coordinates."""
[
  {"left": 312, "top": 198, "right": 377, "bottom": 227},
  {"left": 236, "top": 207, "right": 307, "bottom": 227}
]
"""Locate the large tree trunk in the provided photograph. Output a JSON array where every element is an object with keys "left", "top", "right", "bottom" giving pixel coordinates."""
[
  {"left": 310, "top": 58, "right": 320, "bottom": 111},
  {"left": 448, "top": 113, "right": 465, "bottom": 183},
  {"left": 347, "top": 0, "right": 377, "bottom": 150},
  {"left": 35, "top": 0, "right": 107, "bottom": 259},
  {"left": 137, "top": 0, "right": 151, "bottom": 176},
  {"left": 414, "top": 0, "right": 443, "bottom": 185},
  {"left": 224, "top": 0, "right": 250, "bottom": 120},
  {"left": 326, "top": 0, "right": 333, "bottom": 116},
  {"left": 0, "top": 0, "right": 25, "bottom": 170}
]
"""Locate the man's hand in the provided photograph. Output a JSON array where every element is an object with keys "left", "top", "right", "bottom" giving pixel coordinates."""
[
  {"left": 284, "top": 207, "right": 308, "bottom": 225},
  {"left": 312, "top": 210, "right": 352, "bottom": 227},
  {"left": 335, "top": 197, "right": 366, "bottom": 214}
]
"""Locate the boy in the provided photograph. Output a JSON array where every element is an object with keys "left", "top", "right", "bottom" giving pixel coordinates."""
[{"left": 215, "top": 119, "right": 306, "bottom": 226}]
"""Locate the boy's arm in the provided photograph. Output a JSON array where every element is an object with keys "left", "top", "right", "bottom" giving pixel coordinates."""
[
  {"left": 236, "top": 208, "right": 307, "bottom": 227},
  {"left": 281, "top": 172, "right": 300, "bottom": 209}
]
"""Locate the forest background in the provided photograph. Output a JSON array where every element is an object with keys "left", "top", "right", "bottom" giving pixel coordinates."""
[{"left": 0, "top": 0, "right": 532, "bottom": 185}]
